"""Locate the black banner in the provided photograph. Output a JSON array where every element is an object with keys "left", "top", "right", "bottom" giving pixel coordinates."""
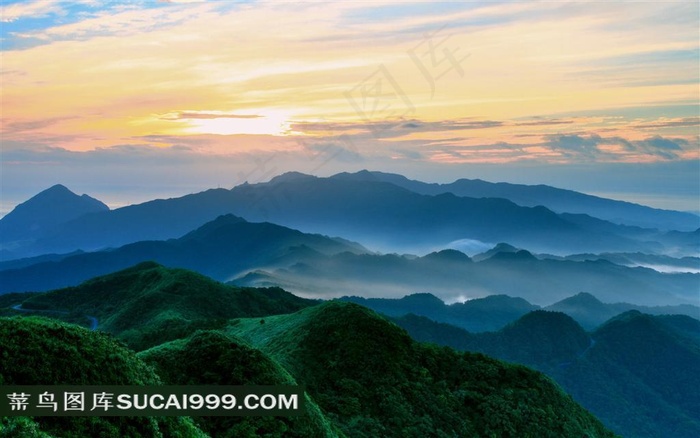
[{"left": 0, "top": 385, "right": 305, "bottom": 416}]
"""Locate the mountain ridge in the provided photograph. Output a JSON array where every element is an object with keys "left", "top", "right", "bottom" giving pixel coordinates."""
[
  {"left": 333, "top": 170, "right": 699, "bottom": 231},
  {"left": 0, "top": 214, "right": 366, "bottom": 295},
  {"left": 343, "top": 291, "right": 699, "bottom": 332},
  {"left": 4, "top": 171, "right": 693, "bottom": 259}
]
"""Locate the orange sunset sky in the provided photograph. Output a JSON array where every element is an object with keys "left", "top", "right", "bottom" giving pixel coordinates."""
[{"left": 1, "top": 0, "right": 699, "bottom": 214}]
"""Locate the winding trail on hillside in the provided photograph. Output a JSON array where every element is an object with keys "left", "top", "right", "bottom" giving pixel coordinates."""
[
  {"left": 11, "top": 304, "right": 99, "bottom": 330},
  {"left": 557, "top": 338, "right": 597, "bottom": 369},
  {"left": 579, "top": 338, "right": 597, "bottom": 358}
]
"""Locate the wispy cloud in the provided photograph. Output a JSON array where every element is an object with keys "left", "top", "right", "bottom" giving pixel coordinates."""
[
  {"left": 632, "top": 117, "right": 700, "bottom": 130},
  {"left": 1, "top": 0, "right": 698, "bottom": 212},
  {"left": 545, "top": 134, "right": 693, "bottom": 162},
  {"left": 1, "top": 0, "right": 63, "bottom": 22},
  {"left": 160, "top": 111, "right": 263, "bottom": 120}
]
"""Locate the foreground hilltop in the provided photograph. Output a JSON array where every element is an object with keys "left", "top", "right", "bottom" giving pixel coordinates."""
[
  {"left": 15, "top": 261, "right": 317, "bottom": 350},
  {"left": 1, "top": 264, "right": 616, "bottom": 437},
  {"left": 225, "top": 301, "right": 615, "bottom": 437},
  {"left": 0, "top": 317, "right": 206, "bottom": 437}
]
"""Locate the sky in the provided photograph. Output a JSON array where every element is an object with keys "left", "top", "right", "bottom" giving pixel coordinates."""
[{"left": 1, "top": 0, "right": 699, "bottom": 216}]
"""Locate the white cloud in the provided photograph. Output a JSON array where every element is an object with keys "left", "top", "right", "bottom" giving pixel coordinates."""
[{"left": 1, "top": 0, "right": 62, "bottom": 22}]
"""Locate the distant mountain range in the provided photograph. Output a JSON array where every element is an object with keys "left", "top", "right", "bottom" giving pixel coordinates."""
[
  {"left": 1, "top": 214, "right": 696, "bottom": 307},
  {"left": 393, "top": 309, "right": 700, "bottom": 438},
  {"left": 1, "top": 171, "right": 697, "bottom": 259},
  {"left": 549, "top": 251, "right": 700, "bottom": 273},
  {"left": 0, "top": 220, "right": 695, "bottom": 309},
  {"left": 235, "top": 246, "right": 698, "bottom": 306},
  {"left": 342, "top": 291, "right": 700, "bottom": 332},
  {"left": 0, "top": 214, "right": 365, "bottom": 295},
  {"left": 334, "top": 170, "right": 700, "bottom": 231}
]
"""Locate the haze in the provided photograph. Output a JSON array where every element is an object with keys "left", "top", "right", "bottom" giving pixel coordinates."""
[{"left": 1, "top": 0, "right": 698, "bottom": 216}]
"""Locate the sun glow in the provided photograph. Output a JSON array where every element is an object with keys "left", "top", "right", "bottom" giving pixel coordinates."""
[{"left": 182, "top": 110, "right": 294, "bottom": 136}]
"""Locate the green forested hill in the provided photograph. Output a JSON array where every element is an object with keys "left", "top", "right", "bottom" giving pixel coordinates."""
[
  {"left": 139, "top": 330, "right": 341, "bottom": 438},
  {"left": 554, "top": 311, "right": 700, "bottom": 438},
  {"left": 17, "top": 261, "right": 317, "bottom": 350},
  {"left": 0, "top": 317, "right": 206, "bottom": 437},
  {"left": 227, "top": 301, "right": 616, "bottom": 438},
  {"left": 1, "top": 266, "right": 618, "bottom": 437},
  {"left": 394, "top": 310, "right": 700, "bottom": 438}
]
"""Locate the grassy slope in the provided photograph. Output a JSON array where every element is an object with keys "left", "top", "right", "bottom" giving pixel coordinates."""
[
  {"left": 18, "top": 262, "right": 317, "bottom": 350},
  {"left": 226, "top": 302, "right": 616, "bottom": 438}
]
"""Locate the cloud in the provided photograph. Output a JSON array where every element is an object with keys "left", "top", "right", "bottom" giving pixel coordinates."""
[
  {"left": 515, "top": 119, "right": 575, "bottom": 127},
  {"left": 160, "top": 111, "right": 263, "bottom": 120},
  {"left": 633, "top": 117, "right": 700, "bottom": 130},
  {"left": 4, "top": 2, "right": 213, "bottom": 48},
  {"left": 639, "top": 136, "right": 686, "bottom": 151},
  {"left": 304, "top": 141, "right": 364, "bottom": 164},
  {"left": 1, "top": 116, "right": 80, "bottom": 134},
  {"left": 1, "top": 0, "right": 62, "bottom": 22},
  {"left": 391, "top": 148, "right": 423, "bottom": 160},
  {"left": 635, "top": 136, "right": 688, "bottom": 160},
  {"left": 546, "top": 134, "right": 603, "bottom": 159},
  {"left": 292, "top": 118, "right": 504, "bottom": 139},
  {"left": 545, "top": 133, "right": 693, "bottom": 161}
]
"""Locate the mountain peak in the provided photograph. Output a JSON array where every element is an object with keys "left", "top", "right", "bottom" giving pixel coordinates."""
[
  {"left": 0, "top": 184, "right": 109, "bottom": 246},
  {"left": 29, "top": 184, "right": 89, "bottom": 203},
  {"left": 178, "top": 214, "right": 247, "bottom": 240},
  {"left": 330, "top": 170, "right": 416, "bottom": 187},
  {"left": 17, "top": 184, "right": 108, "bottom": 207},
  {"left": 559, "top": 292, "right": 604, "bottom": 306},
  {"left": 267, "top": 171, "right": 315, "bottom": 184},
  {"left": 493, "top": 242, "right": 519, "bottom": 252},
  {"left": 44, "top": 183, "right": 71, "bottom": 193},
  {"left": 400, "top": 292, "right": 446, "bottom": 307},
  {"left": 489, "top": 249, "right": 537, "bottom": 261},
  {"left": 473, "top": 243, "right": 521, "bottom": 261},
  {"left": 422, "top": 249, "right": 472, "bottom": 263}
]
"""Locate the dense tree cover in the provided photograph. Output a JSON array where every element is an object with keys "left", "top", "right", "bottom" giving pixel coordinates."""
[
  {"left": 139, "top": 330, "right": 340, "bottom": 438},
  {"left": 474, "top": 310, "right": 592, "bottom": 367},
  {"left": 0, "top": 316, "right": 206, "bottom": 437},
  {"left": 554, "top": 312, "right": 700, "bottom": 438},
  {"left": 395, "top": 310, "right": 592, "bottom": 369},
  {"left": 228, "top": 302, "right": 616, "bottom": 438},
  {"left": 1, "top": 265, "right": 620, "bottom": 437},
  {"left": 19, "top": 262, "right": 317, "bottom": 350},
  {"left": 394, "top": 309, "right": 700, "bottom": 438}
]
